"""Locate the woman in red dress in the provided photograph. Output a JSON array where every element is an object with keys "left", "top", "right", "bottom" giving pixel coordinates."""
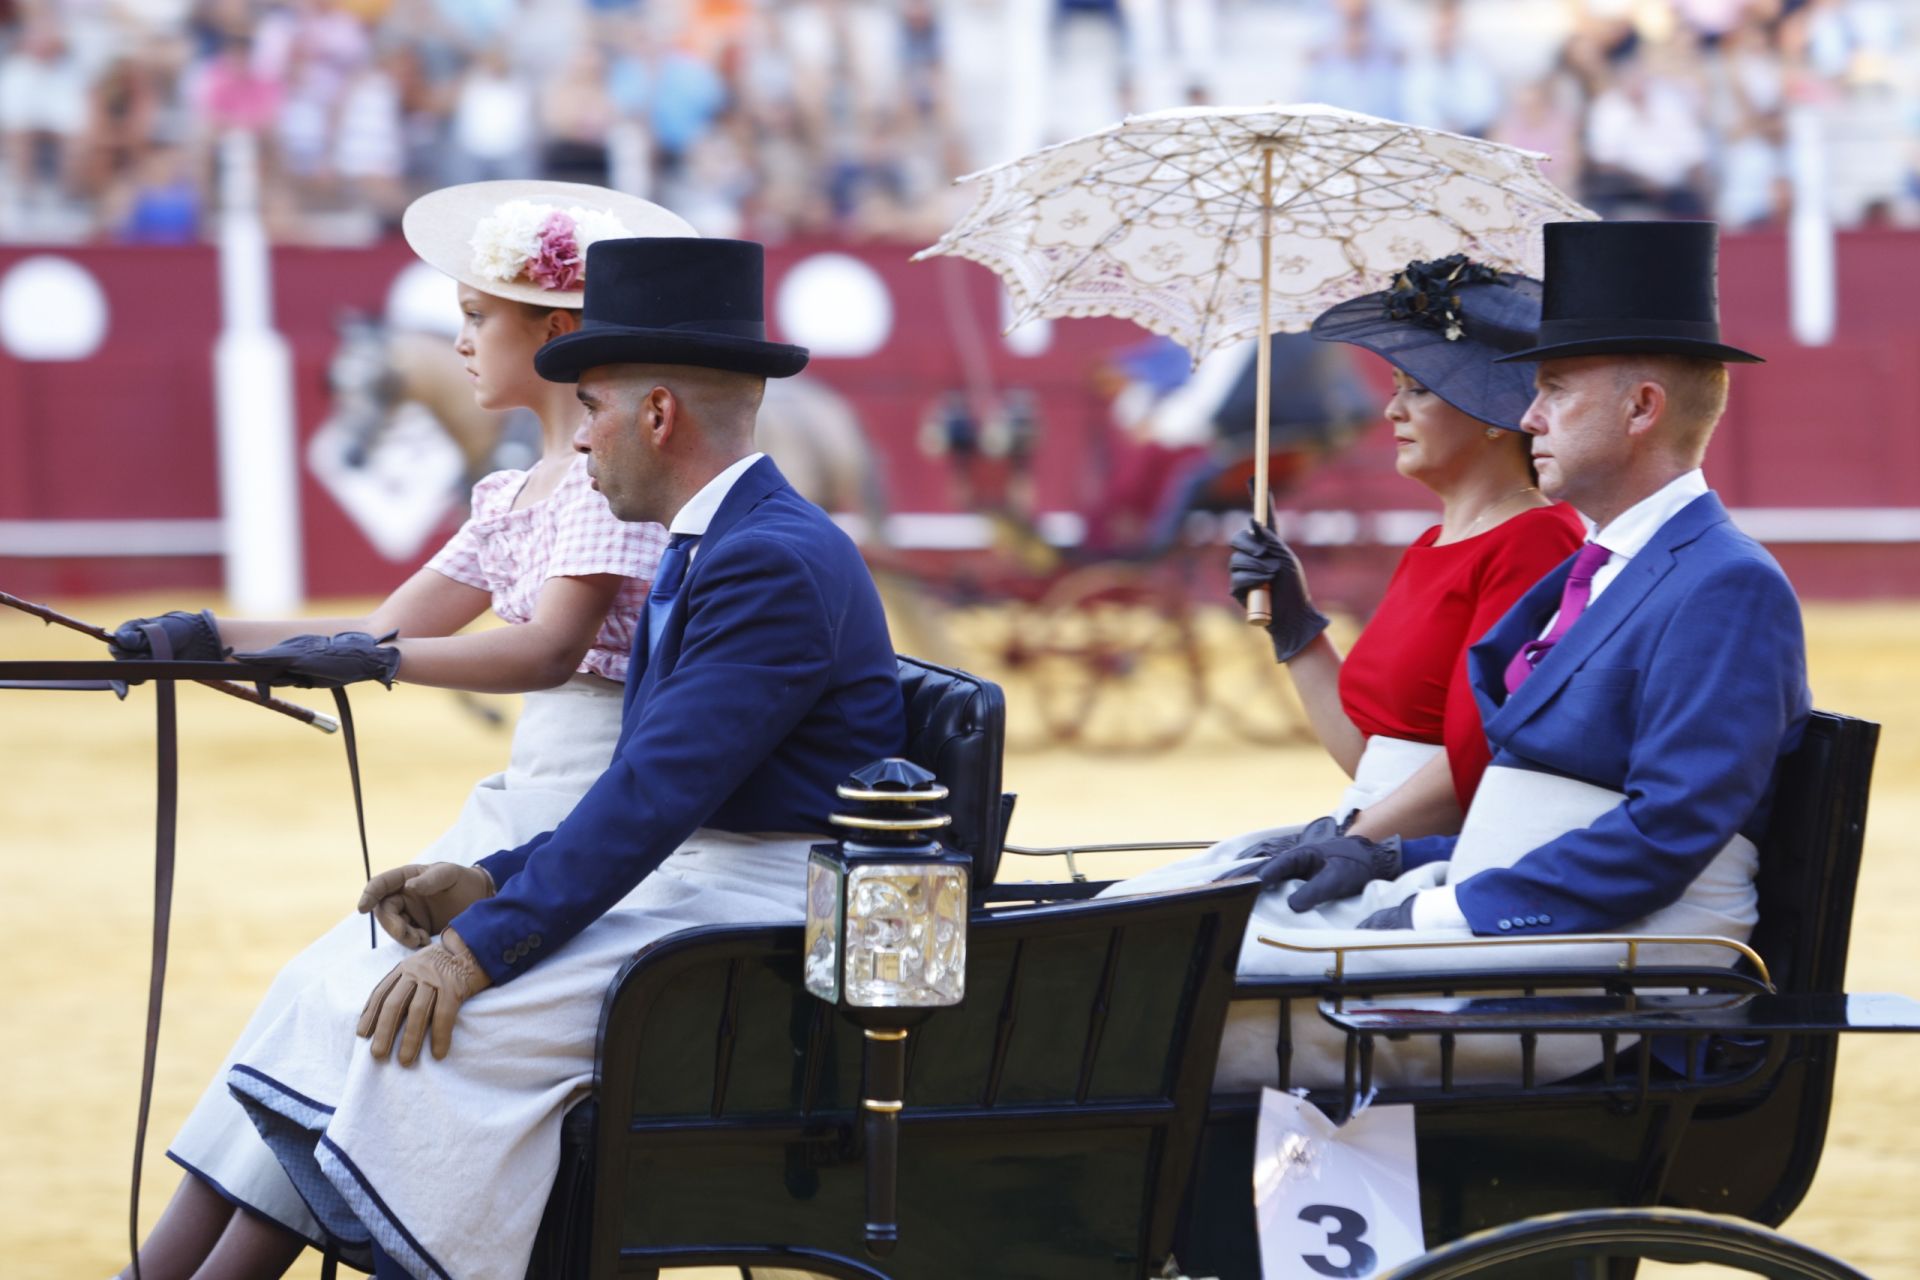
[
  {"left": 1109, "top": 258, "right": 1586, "bottom": 1089},
  {"left": 1116, "top": 257, "right": 1585, "bottom": 892}
]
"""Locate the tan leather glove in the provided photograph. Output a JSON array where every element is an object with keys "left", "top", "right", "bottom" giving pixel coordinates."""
[
  {"left": 357, "top": 862, "right": 495, "bottom": 949},
  {"left": 357, "top": 926, "right": 491, "bottom": 1065}
]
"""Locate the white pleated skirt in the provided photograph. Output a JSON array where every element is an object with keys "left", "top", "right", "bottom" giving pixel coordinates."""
[
  {"left": 167, "top": 675, "right": 625, "bottom": 1255},
  {"left": 226, "top": 826, "right": 816, "bottom": 1280},
  {"left": 1214, "top": 765, "right": 1760, "bottom": 1091},
  {"left": 1098, "top": 738, "right": 1760, "bottom": 1092}
]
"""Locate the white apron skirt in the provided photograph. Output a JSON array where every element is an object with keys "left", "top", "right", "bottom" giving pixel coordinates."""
[
  {"left": 1214, "top": 765, "right": 1760, "bottom": 1090},
  {"left": 1098, "top": 735, "right": 1443, "bottom": 896},
  {"left": 227, "top": 827, "right": 816, "bottom": 1280},
  {"left": 166, "top": 675, "right": 625, "bottom": 1249}
]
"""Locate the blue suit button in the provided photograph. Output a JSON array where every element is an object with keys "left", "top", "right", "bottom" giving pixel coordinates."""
[
  {"left": 1525, "top": 915, "right": 1540, "bottom": 926},
  {"left": 1498, "top": 919, "right": 1512, "bottom": 931},
  {"left": 529, "top": 935, "right": 542, "bottom": 949},
  {"left": 1540, "top": 914, "right": 1552, "bottom": 925},
  {"left": 501, "top": 950, "right": 515, "bottom": 964}
]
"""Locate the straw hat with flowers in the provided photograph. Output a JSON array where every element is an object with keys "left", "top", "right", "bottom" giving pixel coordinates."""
[{"left": 401, "top": 180, "right": 698, "bottom": 309}]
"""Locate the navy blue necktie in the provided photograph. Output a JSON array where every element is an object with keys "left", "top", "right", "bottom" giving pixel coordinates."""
[{"left": 645, "top": 533, "right": 698, "bottom": 657}]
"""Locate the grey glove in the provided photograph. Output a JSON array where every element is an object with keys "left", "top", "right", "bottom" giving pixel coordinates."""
[
  {"left": 1268, "top": 833, "right": 1403, "bottom": 912},
  {"left": 1227, "top": 520, "right": 1330, "bottom": 662},
  {"left": 1357, "top": 895, "right": 1417, "bottom": 930},
  {"left": 233, "top": 631, "right": 401, "bottom": 689},
  {"left": 108, "top": 609, "right": 225, "bottom": 662},
  {"left": 1213, "top": 814, "right": 1346, "bottom": 884}
]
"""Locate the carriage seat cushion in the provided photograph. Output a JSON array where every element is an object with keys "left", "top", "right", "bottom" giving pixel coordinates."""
[{"left": 895, "top": 655, "right": 1007, "bottom": 890}]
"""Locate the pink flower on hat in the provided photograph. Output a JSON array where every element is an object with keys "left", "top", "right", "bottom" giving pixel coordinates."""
[{"left": 527, "top": 210, "right": 585, "bottom": 292}]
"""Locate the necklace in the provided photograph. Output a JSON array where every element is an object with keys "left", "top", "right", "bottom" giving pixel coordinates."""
[{"left": 1452, "top": 484, "right": 1541, "bottom": 542}]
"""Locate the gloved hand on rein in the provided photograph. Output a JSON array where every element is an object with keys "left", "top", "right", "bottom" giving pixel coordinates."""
[
  {"left": 108, "top": 609, "right": 226, "bottom": 662},
  {"left": 1227, "top": 520, "right": 1330, "bottom": 663},
  {"left": 1235, "top": 830, "right": 1404, "bottom": 912},
  {"left": 358, "top": 926, "right": 491, "bottom": 1065},
  {"left": 232, "top": 631, "right": 401, "bottom": 689},
  {"left": 359, "top": 862, "right": 496, "bottom": 949}
]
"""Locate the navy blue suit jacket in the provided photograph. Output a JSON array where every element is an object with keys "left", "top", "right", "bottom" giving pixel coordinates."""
[
  {"left": 455, "top": 457, "right": 906, "bottom": 983},
  {"left": 1401, "top": 492, "right": 1810, "bottom": 936}
]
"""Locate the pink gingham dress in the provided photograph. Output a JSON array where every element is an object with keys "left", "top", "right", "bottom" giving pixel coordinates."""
[
  {"left": 166, "top": 457, "right": 668, "bottom": 1247},
  {"left": 427, "top": 456, "right": 667, "bottom": 682}
]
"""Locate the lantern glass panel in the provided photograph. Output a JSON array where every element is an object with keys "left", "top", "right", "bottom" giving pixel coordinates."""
[
  {"left": 803, "top": 851, "right": 844, "bottom": 1003},
  {"left": 844, "top": 862, "right": 968, "bottom": 1007}
]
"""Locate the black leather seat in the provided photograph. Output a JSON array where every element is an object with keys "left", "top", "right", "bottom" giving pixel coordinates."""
[{"left": 893, "top": 654, "right": 1008, "bottom": 893}]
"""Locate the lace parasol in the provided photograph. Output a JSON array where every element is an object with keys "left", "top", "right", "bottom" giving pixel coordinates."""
[{"left": 914, "top": 103, "right": 1594, "bottom": 624}]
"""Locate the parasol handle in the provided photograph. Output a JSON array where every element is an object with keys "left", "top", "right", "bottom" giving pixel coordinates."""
[{"left": 1246, "top": 146, "right": 1276, "bottom": 629}]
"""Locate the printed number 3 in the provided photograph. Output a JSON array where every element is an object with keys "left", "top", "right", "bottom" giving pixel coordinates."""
[{"left": 1298, "top": 1204, "right": 1377, "bottom": 1278}]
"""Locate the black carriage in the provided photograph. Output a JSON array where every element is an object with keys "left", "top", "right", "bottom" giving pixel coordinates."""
[
  {"left": 522, "top": 656, "right": 1918, "bottom": 1280},
  {"left": 6, "top": 653, "right": 1913, "bottom": 1279}
]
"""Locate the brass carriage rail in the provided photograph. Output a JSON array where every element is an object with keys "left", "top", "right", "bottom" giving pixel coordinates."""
[
  {"left": 1002, "top": 838, "right": 1216, "bottom": 883},
  {"left": 1258, "top": 932, "right": 1774, "bottom": 992},
  {"left": 1003, "top": 840, "right": 1217, "bottom": 855}
]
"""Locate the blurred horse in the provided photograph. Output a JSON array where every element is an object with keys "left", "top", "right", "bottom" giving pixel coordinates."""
[
  {"left": 325, "top": 313, "right": 889, "bottom": 537},
  {"left": 323, "top": 314, "right": 908, "bottom": 723}
]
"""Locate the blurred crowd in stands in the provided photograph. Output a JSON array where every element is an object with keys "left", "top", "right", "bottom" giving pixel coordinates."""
[{"left": 0, "top": 0, "right": 1913, "bottom": 246}]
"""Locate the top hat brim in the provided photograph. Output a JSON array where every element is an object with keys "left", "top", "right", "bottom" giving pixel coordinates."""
[
  {"left": 402, "top": 180, "right": 698, "bottom": 309},
  {"left": 534, "top": 323, "right": 810, "bottom": 382},
  {"left": 1494, "top": 334, "right": 1764, "bottom": 364}
]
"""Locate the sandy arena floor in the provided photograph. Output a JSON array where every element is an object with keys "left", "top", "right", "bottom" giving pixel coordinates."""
[{"left": 1, "top": 597, "right": 1914, "bottom": 1279}]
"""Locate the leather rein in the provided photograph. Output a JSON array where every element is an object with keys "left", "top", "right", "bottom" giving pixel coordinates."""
[{"left": 0, "top": 644, "right": 375, "bottom": 1280}]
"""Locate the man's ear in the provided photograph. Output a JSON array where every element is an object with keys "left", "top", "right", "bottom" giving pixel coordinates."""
[
  {"left": 1623, "top": 376, "right": 1667, "bottom": 441},
  {"left": 642, "top": 385, "right": 677, "bottom": 446}
]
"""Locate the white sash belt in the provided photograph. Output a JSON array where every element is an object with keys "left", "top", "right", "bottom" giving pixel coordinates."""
[
  {"left": 1335, "top": 736, "right": 1444, "bottom": 820},
  {"left": 1446, "top": 765, "right": 1759, "bottom": 940}
]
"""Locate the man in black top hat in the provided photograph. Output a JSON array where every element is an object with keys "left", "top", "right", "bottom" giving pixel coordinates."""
[
  {"left": 221, "top": 237, "right": 908, "bottom": 1280},
  {"left": 1274, "top": 221, "right": 1811, "bottom": 955}
]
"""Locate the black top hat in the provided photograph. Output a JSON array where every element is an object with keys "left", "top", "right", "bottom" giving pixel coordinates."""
[
  {"left": 1495, "top": 221, "right": 1763, "bottom": 365},
  {"left": 534, "top": 237, "right": 810, "bottom": 382},
  {"left": 1311, "top": 256, "right": 1543, "bottom": 432}
]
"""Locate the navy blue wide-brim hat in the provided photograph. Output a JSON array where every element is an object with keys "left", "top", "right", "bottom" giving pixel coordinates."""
[
  {"left": 535, "top": 237, "right": 810, "bottom": 382},
  {"left": 1310, "top": 256, "right": 1544, "bottom": 432},
  {"left": 1494, "top": 220, "right": 1763, "bottom": 365}
]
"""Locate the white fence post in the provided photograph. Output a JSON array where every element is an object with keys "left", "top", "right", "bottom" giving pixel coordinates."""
[
  {"left": 1787, "top": 105, "right": 1836, "bottom": 349},
  {"left": 213, "top": 129, "right": 304, "bottom": 612}
]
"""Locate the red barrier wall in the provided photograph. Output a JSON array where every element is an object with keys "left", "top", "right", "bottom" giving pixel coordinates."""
[{"left": 2, "top": 231, "right": 1917, "bottom": 602}]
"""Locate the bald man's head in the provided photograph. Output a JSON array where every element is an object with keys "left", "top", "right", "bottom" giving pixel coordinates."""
[{"left": 572, "top": 362, "right": 768, "bottom": 523}]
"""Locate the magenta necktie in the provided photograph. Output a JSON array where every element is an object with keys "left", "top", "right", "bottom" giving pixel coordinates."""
[{"left": 1504, "top": 541, "right": 1613, "bottom": 695}]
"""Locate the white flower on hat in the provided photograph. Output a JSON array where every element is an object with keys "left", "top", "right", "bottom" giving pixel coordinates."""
[{"left": 468, "top": 200, "right": 632, "bottom": 292}]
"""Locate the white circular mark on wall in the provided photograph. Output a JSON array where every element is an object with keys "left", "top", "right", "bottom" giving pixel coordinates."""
[
  {"left": 385, "top": 261, "right": 464, "bottom": 337},
  {"left": 776, "top": 253, "right": 893, "bottom": 358},
  {"left": 999, "top": 289, "right": 1052, "bottom": 357},
  {"left": 0, "top": 256, "right": 109, "bottom": 360}
]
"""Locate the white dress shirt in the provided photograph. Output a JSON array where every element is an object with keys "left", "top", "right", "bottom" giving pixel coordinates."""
[
  {"left": 668, "top": 452, "right": 765, "bottom": 560},
  {"left": 1410, "top": 470, "right": 1713, "bottom": 932}
]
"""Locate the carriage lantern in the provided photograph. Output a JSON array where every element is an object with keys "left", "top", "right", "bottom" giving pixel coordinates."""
[{"left": 804, "top": 757, "right": 969, "bottom": 1256}]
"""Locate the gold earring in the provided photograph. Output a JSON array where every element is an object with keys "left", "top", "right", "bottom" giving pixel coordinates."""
[{"left": 1485, "top": 427, "right": 1502, "bottom": 440}]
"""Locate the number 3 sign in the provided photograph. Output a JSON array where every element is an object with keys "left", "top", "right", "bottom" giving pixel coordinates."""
[{"left": 1254, "top": 1090, "right": 1425, "bottom": 1278}]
